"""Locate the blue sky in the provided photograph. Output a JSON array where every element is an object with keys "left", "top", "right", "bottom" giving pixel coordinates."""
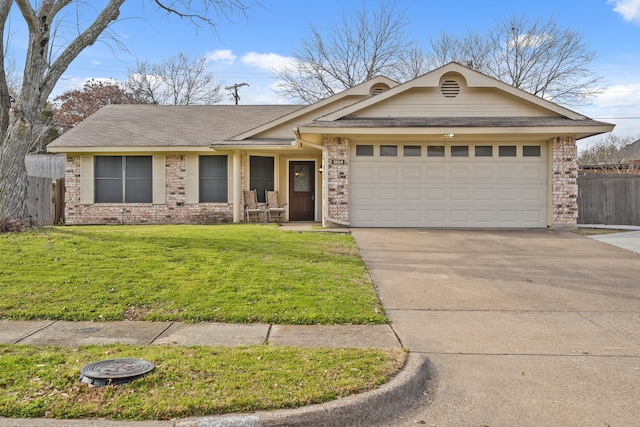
[{"left": 12, "top": 0, "right": 640, "bottom": 148}]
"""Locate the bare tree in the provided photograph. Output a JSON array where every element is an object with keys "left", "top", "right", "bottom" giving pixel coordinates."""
[
  {"left": 0, "top": 0, "right": 256, "bottom": 223},
  {"left": 126, "top": 53, "right": 222, "bottom": 105},
  {"left": 428, "top": 14, "right": 603, "bottom": 106},
  {"left": 577, "top": 134, "right": 637, "bottom": 168},
  {"left": 274, "top": 1, "right": 415, "bottom": 104}
]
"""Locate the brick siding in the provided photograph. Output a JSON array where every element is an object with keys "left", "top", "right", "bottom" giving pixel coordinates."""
[
  {"left": 550, "top": 136, "right": 578, "bottom": 226},
  {"left": 324, "top": 136, "right": 350, "bottom": 224},
  {"left": 64, "top": 155, "right": 233, "bottom": 225}
]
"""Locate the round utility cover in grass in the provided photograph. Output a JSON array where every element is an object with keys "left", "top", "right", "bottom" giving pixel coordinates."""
[{"left": 80, "top": 358, "right": 155, "bottom": 387}]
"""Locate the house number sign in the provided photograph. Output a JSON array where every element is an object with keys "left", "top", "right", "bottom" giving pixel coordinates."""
[{"left": 330, "top": 159, "right": 346, "bottom": 165}]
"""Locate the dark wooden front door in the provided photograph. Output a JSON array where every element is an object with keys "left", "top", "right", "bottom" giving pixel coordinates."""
[{"left": 289, "top": 161, "right": 315, "bottom": 221}]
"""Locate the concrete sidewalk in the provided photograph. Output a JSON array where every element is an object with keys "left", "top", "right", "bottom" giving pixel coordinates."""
[
  {"left": 0, "top": 320, "right": 401, "bottom": 349},
  {"left": 0, "top": 320, "right": 432, "bottom": 427},
  {"left": 587, "top": 229, "right": 640, "bottom": 254}
]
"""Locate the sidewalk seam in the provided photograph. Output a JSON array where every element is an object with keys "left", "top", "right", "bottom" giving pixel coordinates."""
[
  {"left": 149, "top": 321, "right": 175, "bottom": 345},
  {"left": 13, "top": 321, "right": 57, "bottom": 344},
  {"left": 264, "top": 324, "right": 273, "bottom": 345}
]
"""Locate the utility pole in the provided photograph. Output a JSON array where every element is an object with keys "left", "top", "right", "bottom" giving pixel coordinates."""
[{"left": 225, "top": 83, "right": 249, "bottom": 105}]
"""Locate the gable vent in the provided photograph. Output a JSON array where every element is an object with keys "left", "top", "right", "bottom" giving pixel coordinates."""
[
  {"left": 371, "top": 87, "right": 386, "bottom": 95},
  {"left": 440, "top": 80, "right": 460, "bottom": 98}
]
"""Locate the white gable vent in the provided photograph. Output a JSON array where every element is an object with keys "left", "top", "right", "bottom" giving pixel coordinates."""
[
  {"left": 440, "top": 80, "right": 460, "bottom": 98},
  {"left": 370, "top": 83, "right": 390, "bottom": 96}
]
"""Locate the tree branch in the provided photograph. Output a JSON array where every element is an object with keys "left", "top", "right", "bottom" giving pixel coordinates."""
[{"left": 41, "top": 0, "right": 125, "bottom": 102}]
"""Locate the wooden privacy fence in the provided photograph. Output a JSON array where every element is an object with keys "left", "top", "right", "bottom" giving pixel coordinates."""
[
  {"left": 27, "top": 177, "right": 65, "bottom": 225},
  {"left": 25, "top": 154, "right": 66, "bottom": 225},
  {"left": 578, "top": 174, "right": 640, "bottom": 225}
]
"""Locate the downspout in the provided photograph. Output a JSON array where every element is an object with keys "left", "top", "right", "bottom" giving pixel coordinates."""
[{"left": 293, "top": 127, "right": 350, "bottom": 227}]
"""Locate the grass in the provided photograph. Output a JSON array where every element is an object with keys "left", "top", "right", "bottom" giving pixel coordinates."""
[
  {"left": 0, "top": 344, "right": 406, "bottom": 421},
  {"left": 0, "top": 225, "right": 385, "bottom": 324},
  {"left": 0, "top": 224, "right": 397, "bottom": 421},
  {"left": 572, "top": 228, "right": 631, "bottom": 236}
]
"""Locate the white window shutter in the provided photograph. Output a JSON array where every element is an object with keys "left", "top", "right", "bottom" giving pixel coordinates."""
[
  {"left": 153, "top": 155, "right": 166, "bottom": 204},
  {"left": 80, "top": 155, "right": 94, "bottom": 204},
  {"left": 186, "top": 155, "right": 199, "bottom": 204}
]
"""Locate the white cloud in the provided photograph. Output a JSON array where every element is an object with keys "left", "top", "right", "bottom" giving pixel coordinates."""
[
  {"left": 205, "top": 49, "right": 237, "bottom": 64},
  {"left": 592, "top": 83, "right": 640, "bottom": 110},
  {"left": 241, "top": 52, "right": 295, "bottom": 72},
  {"left": 609, "top": 0, "right": 640, "bottom": 24},
  {"left": 92, "top": 60, "right": 101, "bottom": 65},
  {"left": 579, "top": 83, "right": 640, "bottom": 143}
]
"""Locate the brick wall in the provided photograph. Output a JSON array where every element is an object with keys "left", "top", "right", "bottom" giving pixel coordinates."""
[
  {"left": 324, "top": 136, "right": 350, "bottom": 224},
  {"left": 551, "top": 136, "right": 578, "bottom": 226},
  {"left": 64, "top": 155, "right": 233, "bottom": 225}
]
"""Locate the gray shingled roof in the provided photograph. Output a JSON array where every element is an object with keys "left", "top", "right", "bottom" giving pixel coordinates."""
[
  {"left": 48, "top": 104, "right": 303, "bottom": 148},
  {"left": 305, "top": 116, "right": 614, "bottom": 128}
]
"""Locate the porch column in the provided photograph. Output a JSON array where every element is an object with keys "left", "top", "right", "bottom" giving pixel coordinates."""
[{"left": 233, "top": 150, "right": 242, "bottom": 223}]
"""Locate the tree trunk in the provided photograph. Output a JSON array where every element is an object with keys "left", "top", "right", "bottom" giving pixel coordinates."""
[
  {"left": 0, "top": 0, "right": 124, "bottom": 222},
  {"left": 0, "top": 117, "right": 31, "bottom": 220}
]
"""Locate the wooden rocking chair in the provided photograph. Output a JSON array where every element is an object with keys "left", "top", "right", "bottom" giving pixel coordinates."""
[
  {"left": 244, "top": 190, "right": 266, "bottom": 223},
  {"left": 265, "top": 190, "right": 287, "bottom": 222}
]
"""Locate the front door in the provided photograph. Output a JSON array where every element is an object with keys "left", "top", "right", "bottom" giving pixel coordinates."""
[{"left": 289, "top": 161, "right": 315, "bottom": 221}]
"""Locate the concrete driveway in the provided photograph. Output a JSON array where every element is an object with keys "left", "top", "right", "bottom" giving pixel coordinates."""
[{"left": 351, "top": 229, "right": 640, "bottom": 426}]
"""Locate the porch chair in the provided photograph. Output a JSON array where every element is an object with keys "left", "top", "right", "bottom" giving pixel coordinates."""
[
  {"left": 244, "top": 189, "right": 266, "bottom": 223},
  {"left": 265, "top": 190, "right": 287, "bottom": 223}
]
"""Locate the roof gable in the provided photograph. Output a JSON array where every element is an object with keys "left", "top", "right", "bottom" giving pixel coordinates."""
[
  {"left": 230, "top": 76, "right": 399, "bottom": 140},
  {"left": 316, "top": 62, "right": 587, "bottom": 122}
]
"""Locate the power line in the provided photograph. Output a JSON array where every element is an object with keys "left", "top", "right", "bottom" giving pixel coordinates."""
[{"left": 594, "top": 117, "right": 640, "bottom": 120}]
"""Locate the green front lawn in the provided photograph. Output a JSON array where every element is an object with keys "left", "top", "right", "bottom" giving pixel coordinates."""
[
  {"left": 0, "top": 224, "right": 385, "bottom": 324},
  {"left": 0, "top": 344, "right": 406, "bottom": 420}
]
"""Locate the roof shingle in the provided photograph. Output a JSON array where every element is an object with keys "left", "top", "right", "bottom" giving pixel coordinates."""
[{"left": 48, "top": 104, "right": 303, "bottom": 148}]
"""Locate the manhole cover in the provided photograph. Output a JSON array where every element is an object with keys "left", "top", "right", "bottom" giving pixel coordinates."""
[{"left": 80, "top": 358, "right": 155, "bottom": 387}]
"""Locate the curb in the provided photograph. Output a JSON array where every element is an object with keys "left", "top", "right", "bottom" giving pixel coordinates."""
[{"left": 176, "top": 353, "right": 431, "bottom": 427}]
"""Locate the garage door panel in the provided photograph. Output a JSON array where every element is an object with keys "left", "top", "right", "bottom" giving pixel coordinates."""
[
  {"left": 474, "top": 210, "right": 494, "bottom": 223},
  {"left": 450, "top": 210, "right": 471, "bottom": 223},
  {"left": 520, "top": 165, "right": 546, "bottom": 179},
  {"left": 474, "top": 166, "right": 495, "bottom": 179},
  {"left": 522, "top": 210, "right": 542, "bottom": 223},
  {"left": 402, "top": 166, "right": 422, "bottom": 179},
  {"left": 353, "top": 166, "right": 375, "bottom": 180},
  {"left": 450, "top": 187, "right": 470, "bottom": 200},
  {"left": 474, "top": 188, "right": 494, "bottom": 200},
  {"left": 498, "top": 210, "right": 518, "bottom": 222},
  {"left": 379, "top": 209, "right": 398, "bottom": 222},
  {"left": 379, "top": 166, "right": 398, "bottom": 179},
  {"left": 450, "top": 166, "right": 471, "bottom": 179},
  {"left": 521, "top": 187, "right": 544, "bottom": 201},
  {"left": 497, "top": 188, "right": 518, "bottom": 201},
  {"left": 427, "top": 166, "right": 446, "bottom": 178},
  {"left": 352, "top": 186, "right": 374, "bottom": 201},
  {"left": 498, "top": 165, "right": 519, "bottom": 175},
  {"left": 350, "top": 144, "right": 547, "bottom": 227},
  {"left": 427, "top": 210, "right": 446, "bottom": 223},
  {"left": 402, "top": 187, "right": 422, "bottom": 200},
  {"left": 402, "top": 210, "right": 423, "bottom": 222},
  {"left": 427, "top": 187, "right": 446, "bottom": 200},
  {"left": 352, "top": 209, "right": 375, "bottom": 222},
  {"left": 378, "top": 187, "right": 399, "bottom": 200}
]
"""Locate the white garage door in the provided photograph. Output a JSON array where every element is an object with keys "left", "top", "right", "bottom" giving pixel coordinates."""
[{"left": 350, "top": 143, "right": 548, "bottom": 228}]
